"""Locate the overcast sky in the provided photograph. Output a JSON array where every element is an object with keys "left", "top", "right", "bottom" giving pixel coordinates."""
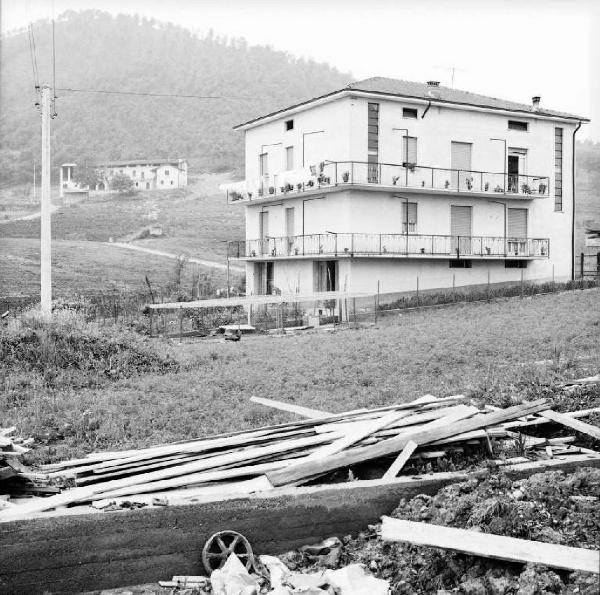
[{"left": 3, "top": 0, "right": 599, "bottom": 141}]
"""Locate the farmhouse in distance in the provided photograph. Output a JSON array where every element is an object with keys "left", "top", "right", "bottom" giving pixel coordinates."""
[
  {"left": 59, "top": 157, "right": 188, "bottom": 197},
  {"left": 224, "top": 77, "right": 589, "bottom": 296}
]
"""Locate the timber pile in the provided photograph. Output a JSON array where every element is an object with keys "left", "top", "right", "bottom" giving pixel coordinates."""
[{"left": 1, "top": 395, "right": 600, "bottom": 521}]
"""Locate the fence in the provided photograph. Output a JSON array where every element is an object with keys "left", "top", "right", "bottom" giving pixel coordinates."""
[{"left": 3, "top": 276, "right": 598, "bottom": 339}]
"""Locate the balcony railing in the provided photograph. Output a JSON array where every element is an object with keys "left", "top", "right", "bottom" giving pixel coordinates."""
[
  {"left": 228, "top": 233, "right": 550, "bottom": 260},
  {"left": 225, "top": 160, "right": 550, "bottom": 203}
]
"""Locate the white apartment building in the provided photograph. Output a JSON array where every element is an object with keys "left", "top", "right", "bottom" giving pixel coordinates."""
[
  {"left": 223, "top": 78, "right": 589, "bottom": 296},
  {"left": 59, "top": 158, "right": 188, "bottom": 196}
]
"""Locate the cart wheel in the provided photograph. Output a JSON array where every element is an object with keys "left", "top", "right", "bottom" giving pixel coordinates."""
[{"left": 201, "top": 530, "right": 254, "bottom": 574}]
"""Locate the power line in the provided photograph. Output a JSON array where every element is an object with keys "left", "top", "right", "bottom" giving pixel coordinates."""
[{"left": 56, "top": 87, "right": 256, "bottom": 100}]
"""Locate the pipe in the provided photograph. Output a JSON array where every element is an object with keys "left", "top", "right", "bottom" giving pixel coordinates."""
[
  {"left": 571, "top": 121, "right": 582, "bottom": 281},
  {"left": 421, "top": 100, "right": 432, "bottom": 119}
]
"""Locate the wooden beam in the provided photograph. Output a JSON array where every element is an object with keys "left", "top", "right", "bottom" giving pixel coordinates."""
[
  {"left": 381, "top": 516, "right": 600, "bottom": 574},
  {"left": 267, "top": 400, "right": 548, "bottom": 487},
  {"left": 383, "top": 440, "right": 418, "bottom": 479},
  {"left": 539, "top": 409, "right": 600, "bottom": 441},
  {"left": 250, "top": 396, "right": 332, "bottom": 419}
]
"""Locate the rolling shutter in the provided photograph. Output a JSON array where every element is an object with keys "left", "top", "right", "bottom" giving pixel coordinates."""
[
  {"left": 451, "top": 206, "right": 472, "bottom": 236},
  {"left": 451, "top": 142, "right": 472, "bottom": 171},
  {"left": 507, "top": 208, "right": 527, "bottom": 238}
]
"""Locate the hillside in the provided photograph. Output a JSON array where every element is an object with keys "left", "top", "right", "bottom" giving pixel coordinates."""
[{"left": 0, "top": 10, "right": 351, "bottom": 184}]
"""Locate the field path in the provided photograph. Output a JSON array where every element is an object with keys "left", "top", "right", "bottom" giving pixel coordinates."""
[
  {"left": 0, "top": 203, "right": 60, "bottom": 224},
  {"left": 108, "top": 241, "right": 245, "bottom": 272}
]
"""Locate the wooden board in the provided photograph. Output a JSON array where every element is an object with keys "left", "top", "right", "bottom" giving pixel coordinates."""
[
  {"left": 539, "top": 409, "right": 600, "bottom": 441},
  {"left": 381, "top": 516, "right": 600, "bottom": 574},
  {"left": 249, "top": 396, "right": 332, "bottom": 419},
  {"left": 267, "top": 400, "right": 548, "bottom": 487},
  {"left": 383, "top": 441, "right": 418, "bottom": 479}
]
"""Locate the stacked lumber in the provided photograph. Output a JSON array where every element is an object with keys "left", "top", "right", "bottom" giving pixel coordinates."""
[{"left": 1, "top": 395, "right": 599, "bottom": 522}]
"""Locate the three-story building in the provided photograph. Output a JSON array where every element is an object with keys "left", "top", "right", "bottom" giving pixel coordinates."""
[{"left": 224, "top": 78, "right": 588, "bottom": 296}]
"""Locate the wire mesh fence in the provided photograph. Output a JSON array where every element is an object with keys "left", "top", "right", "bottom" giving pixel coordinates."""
[{"left": 3, "top": 275, "right": 599, "bottom": 339}]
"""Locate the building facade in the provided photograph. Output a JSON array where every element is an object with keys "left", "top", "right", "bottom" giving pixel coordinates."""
[
  {"left": 224, "top": 78, "right": 588, "bottom": 296},
  {"left": 59, "top": 158, "right": 188, "bottom": 197}
]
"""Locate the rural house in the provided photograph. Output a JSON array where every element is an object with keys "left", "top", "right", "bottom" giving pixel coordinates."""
[
  {"left": 224, "top": 78, "right": 589, "bottom": 296},
  {"left": 59, "top": 158, "right": 188, "bottom": 196}
]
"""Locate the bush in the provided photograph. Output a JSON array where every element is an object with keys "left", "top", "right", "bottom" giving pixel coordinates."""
[{"left": 0, "top": 307, "right": 178, "bottom": 389}]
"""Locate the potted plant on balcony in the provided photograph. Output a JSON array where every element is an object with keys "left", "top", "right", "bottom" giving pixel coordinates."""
[
  {"left": 247, "top": 192, "right": 253, "bottom": 199},
  {"left": 268, "top": 186, "right": 275, "bottom": 195},
  {"left": 465, "top": 176, "right": 474, "bottom": 191},
  {"left": 538, "top": 182, "right": 547, "bottom": 194},
  {"left": 484, "top": 182, "right": 490, "bottom": 192},
  {"left": 392, "top": 176, "right": 400, "bottom": 185},
  {"left": 494, "top": 185, "right": 503, "bottom": 192},
  {"left": 297, "top": 183, "right": 303, "bottom": 191},
  {"left": 229, "top": 190, "right": 243, "bottom": 201},
  {"left": 285, "top": 183, "right": 294, "bottom": 192},
  {"left": 342, "top": 171, "right": 350, "bottom": 183},
  {"left": 444, "top": 180, "right": 450, "bottom": 189},
  {"left": 521, "top": 183, "right": 531, "bottom": 195},
  {"left": 307, "top": 180, "right": 314, "bottom": 187}
]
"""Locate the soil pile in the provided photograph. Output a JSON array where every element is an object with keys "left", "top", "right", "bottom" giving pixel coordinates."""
[{"left": 281, "top": 468, "right": 600, "bottom": 594}]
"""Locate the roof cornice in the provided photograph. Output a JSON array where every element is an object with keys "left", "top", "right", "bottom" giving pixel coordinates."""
[{"left": 234, "top": 88, "right": 589, "bottom": 131}]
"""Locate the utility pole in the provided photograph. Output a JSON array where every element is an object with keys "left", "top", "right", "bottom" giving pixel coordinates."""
[{"left": 40, "top": 84, "right": 52, "bottom": 317}]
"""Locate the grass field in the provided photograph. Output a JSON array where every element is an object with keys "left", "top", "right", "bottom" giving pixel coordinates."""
[
  {"left": 0, "top": 173, "right": 245, "bottom": 296},
  {"left": 2, "top": 289, "right": 599, "bottom": 464},
  {"left": 0, "top": 237, "right": 230, "bottom": 297}
]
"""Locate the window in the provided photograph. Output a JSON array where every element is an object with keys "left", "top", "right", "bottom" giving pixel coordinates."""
[
  {"left": 132, "top": 170, "right": 136, "bottom": 177},
  {"left": 449, "top": 259, "right": 472, "bottom": 268},
  {"left": 401, "top": 201, "right": 417, "bottom": 233},
  {"left": 285, "top": 119, "right": 294, "bottom": 131},
  {"left": 285, "top": 146, "right": 294, "bottom": 171},
  {"left": 165, "top": 169, "right": 170, "bottom": 176},
  {"left": 402, "top": 136, "right": 418, "bottom": 165},
  {"left": 505, "top": 260, "right": 527, "bottom": 268},
  {"left": 403, "top": 107, "right": 418, "bottom": 119},
  {"left": 555, "top": 127, "right": 563, "bottom": 211},
  {"left": 160, "top": 180, "right": 164, "bottom": 185},
  {"left": 367, "top": 103, "right": 380, "bottom": 183},
  {"left": 508, "top": 120, "right": 529, "bottom": 132},
  {"left": 314, "top": 261, "right": 338, "bottom": 292},
  {"left": 259, "top": 153, "right": 269, "bottom": 177},
  {"left": 141, "top": 171, "right": 145, "bottom": 180}
]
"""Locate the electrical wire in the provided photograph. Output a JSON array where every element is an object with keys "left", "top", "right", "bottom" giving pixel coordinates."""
[{"left": 56, "top": 87, "right": 255, "bottom": 100}]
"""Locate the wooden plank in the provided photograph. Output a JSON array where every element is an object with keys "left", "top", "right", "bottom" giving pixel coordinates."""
[
  {"left": 305, "top": 410, "right": 412, "bottom": 461},
  {"left": 381, "top": 516, "right": 600, "bottom": 574},
  {"left": 250, "top": 396, "right": 332, "bottom": 419},
  {"left": 383, "top": 440, "right": 418, "bottom": 479},
  {"left": 267, "top": 400, "right": 548, "bottom": 487},
  {"left": 503, "top": 407, "right": 600, "bottom": 429},
  {"left": 0, "top": 432, "right": 343, "bottom": 521},
  {"left": 539, "top": 409, "right": 600, "bottom": 441}
]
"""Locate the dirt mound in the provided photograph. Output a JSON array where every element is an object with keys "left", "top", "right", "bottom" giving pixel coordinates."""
[{"left": 281, "top": 468, "right": 600, "bottom": 594}]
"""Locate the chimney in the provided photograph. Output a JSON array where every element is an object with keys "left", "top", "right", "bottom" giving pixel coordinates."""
[
  {"left": 531, "top": 96, "right": 541, "bottom": 111},
  {"left": 426, "top": 80, "right": 441, "bottom": 98}
]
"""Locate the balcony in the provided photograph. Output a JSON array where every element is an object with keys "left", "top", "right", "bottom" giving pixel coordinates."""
[
  {"left": 224, "top": 161, "right": 550, "bottom": 204},
  {"left": 228, "top": 233, "right": 550, "bottom": 260}
]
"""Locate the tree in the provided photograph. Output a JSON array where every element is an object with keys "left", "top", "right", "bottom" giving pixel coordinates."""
[
  {"left": 110, "top": 172, "right": 135, "bottom": 194},
  {"left": 73, "top": 167, "right": 103, "bottom": 190}
]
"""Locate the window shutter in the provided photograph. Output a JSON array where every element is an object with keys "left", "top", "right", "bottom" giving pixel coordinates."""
[
  {"left": 451, "top": 205, "right": 472, "bottom": 236},
  {"left": 507, "top": 208, "right": 527, "bottom": 238},
  {"left": 402, "top": 137, "right": 418, "bottom": 164},
  {"left": 451, "top": 142, "right": 472, "bottom": 171}
]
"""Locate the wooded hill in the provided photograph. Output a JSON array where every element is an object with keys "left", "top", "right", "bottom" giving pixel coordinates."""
[{"left": 0, "top": 10, "right": 351, "bottom": 184}]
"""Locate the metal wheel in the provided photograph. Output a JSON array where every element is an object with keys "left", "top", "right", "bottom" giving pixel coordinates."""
[{"left": 201, "top": 530, "right": 254, "bottom": 573}]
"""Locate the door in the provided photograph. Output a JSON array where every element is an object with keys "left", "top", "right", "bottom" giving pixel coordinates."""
[
  {"left": 285, "top": 207, "right": 295, "bottom": 255},
  {"left": 508, "top": 149, "right": 527, "bottom": 193},
  {"left": 259, "top": 211, "right": 269, "bottom": 255},
  {"left": 451, "top": 205, "right": 472, "bottom": 255},
  {"left": 507, "top": 208, "right": 528, "bottom": 255},
  {"left": 314, "top": 261, "right": 338, "bottom": 292},
  {"left": 259, "top": 153, "right": 269, "bottom": 193},
  {"left": 451, "top": 142, "right": 472, "bottom": 190}
]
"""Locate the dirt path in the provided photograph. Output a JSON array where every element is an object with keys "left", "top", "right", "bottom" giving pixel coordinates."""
[{"left": 108, "top": 241, "right": 245, "bottom": 273}]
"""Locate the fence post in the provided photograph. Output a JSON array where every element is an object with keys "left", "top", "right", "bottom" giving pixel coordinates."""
[
  {"left": 353, "top": 297, "right": 357, "bottom": 326},
  {"left": 374, "top": 281, "right": 380, "bottom": 324},
  {"left": 520, "top": 270, "right": 524, "bottom": 299},
  {"left": 452, "top": 273, "right": 456, "bottom": 302},
  {"left": 178, "top": 307, "right": 183, "bottom": 344},
  {"left": 416, "top": 277, "right": 419, "bottom": 308},
  {"left": 487, "top": 270, "right": 490, "bottom": 302},
  {"left": 552, "top": 264, "right": 555, "bottom": 290},
  {"left": 280, "top": 302, "right": 284, "bottom": 334}
]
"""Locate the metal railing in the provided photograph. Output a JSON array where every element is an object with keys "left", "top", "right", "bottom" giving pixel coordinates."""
[
  {"left": 226, "top": 160, "right": 550, "bottom": 203},
  {"left": 228, "top": 233, "right": 550, "bottom": 259}
]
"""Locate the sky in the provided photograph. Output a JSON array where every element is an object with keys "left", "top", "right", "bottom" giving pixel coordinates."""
[{"left": 2, "top": 0, "right": 599, "bottom": 141}]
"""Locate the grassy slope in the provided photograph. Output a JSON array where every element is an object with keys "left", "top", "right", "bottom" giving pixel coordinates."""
[
  {"left": 4, "top": 289, "right": 599, "bottom": 463},
  {"left": 0, "top": 174, "right": 244, "bottom": 296}
]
